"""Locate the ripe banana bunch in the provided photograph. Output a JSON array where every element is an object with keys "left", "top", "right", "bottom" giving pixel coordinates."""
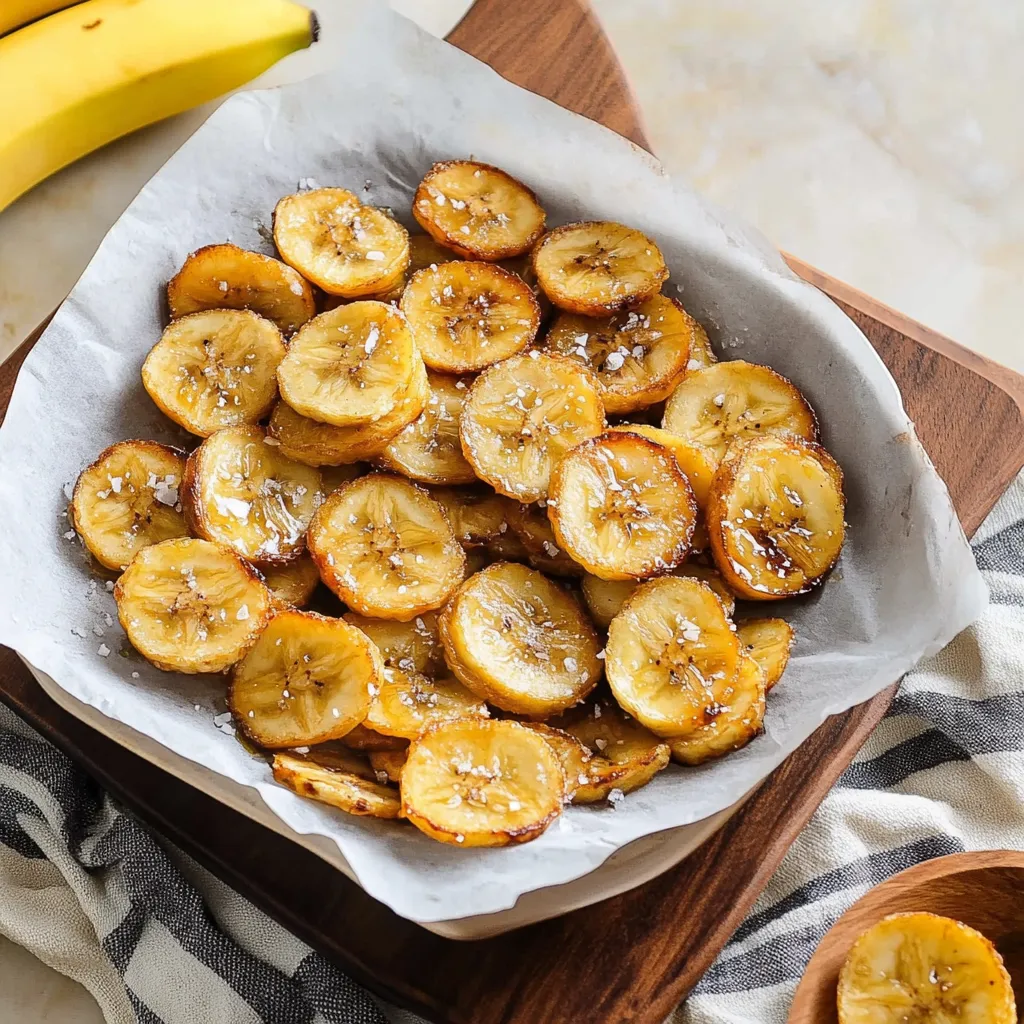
[{"left": 0, "top": 0, "right": 316, "bottom": 214}]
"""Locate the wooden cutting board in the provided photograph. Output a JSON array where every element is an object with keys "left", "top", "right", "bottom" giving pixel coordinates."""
[{"left": 2, "top": 2, "right": 1024, "bottom": 1021}]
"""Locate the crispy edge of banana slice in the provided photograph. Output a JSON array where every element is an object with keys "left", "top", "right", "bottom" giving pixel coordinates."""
[
  {"left": 261, "top": 554, "right": 322, "bottom": 610},
  {"left": 686, "top": 318, "right": 718, "bottom": 370},
  {"left": 531, "top": 221, "right": 669, "bottom": 317},
  {"left": 506, "top": 500, "right": 584, "bottom": 577},
  {"left": 707, "top": 434, "right": 846, "bottom": 600},
  {"left": 368, "top": 748, "right": 408, "bottom": 783},
  {"left": 439, "top": 561, "right": 602, "bottom": 716},
  {"left": 181, "top": 425, "right": 324, "bottom": 567},
  {"left": 343, "top": 609, "right": 446, "bottom": 676},
  {"left": 340, "top": 722, "right": 409, "bottom": 753},
  {"left": 272, "top": 752, "right": 402, "bottom": 819},
  {"left": 429, "top": 485, "right": 511, "bottom": 549},
  {"left": 668, "top": 653, "right": 766, "bottom": 765},
  {"left": 605, "top": 574, "right": 742, "bottom": 737},
  {"left": 412, "top": 160, "right": 546, "bottom": 260},
  {"left": 364, "top": 667, "right": 490, "bottom": 739},
  {"left": 459, "top": 352, "right": 606, "bottom": 503},
  {"left": 736, "top": 617, "right": 794, "bottom": 691},
  {"left": 547, "top": 431, "right": 697, "bottom": 580},
  {"left": 71, "top": 439, "right": 188, "bottom": 571},
  {"left": 273, "top": 188, "right": 410, "bottom": 298},
  {"left": 167, "top": 242, "right": 316, "bottom": 335},
  {"left": 837, "top": 912, "right": 1017, "bottom": 1024},
  {"left": 142, "top": 309, "right": 287, "bottom": 438},
  {"left": 400, "top": 261, "right": 541, "bottom": 373},
  {"left": 268, "top": 354, "right": 428, "bottom": 467},
  {"left": 661, "top": 359, "right": 819, "bottom": 459},
  {"left": 400, "top": 718, "right": 565, "bottom": 847},
  {"left": 307, "top": 472, "right": 466, "bottom": 620},
  {"left": 114, "top": 537, "right": 272, "bottom": 674}
]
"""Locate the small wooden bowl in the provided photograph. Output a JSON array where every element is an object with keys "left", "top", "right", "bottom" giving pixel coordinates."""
[{"left": 788, "top": 850, "right": 1024, "bottom": 1022}]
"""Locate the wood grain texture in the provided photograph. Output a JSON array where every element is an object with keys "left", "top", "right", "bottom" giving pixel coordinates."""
[
  {"left": 789, "top": 851, "right": 1024, "bottom": 1023},
  {"left": 1, "top": 1, "right": 1023, "bottom": 1022}
]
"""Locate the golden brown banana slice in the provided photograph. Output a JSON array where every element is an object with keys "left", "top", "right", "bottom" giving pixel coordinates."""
[
  {"left": 408, "top": 232, "right": 464, "bottom": 272},
  {"left": 377, "top": 371, "right": 476, "bottom": 484},
  {"left": 182, "top": 426, "right": 323, "bottom": 566},
  {"left": 114, "top": 538, "right": 271, "bottom": 674},
  {"left": 547, "top": 697, "right": 671, "bottom": 802},
  {"left": 272, "top": 752, "right": 401, "bottom": 819},
  {"left": 499, "top": 252, "right": 552, "bottom": 323},
  {"left": 401, "top": 718, "right": 563, "bottom": 847},
  {"left": 532, "top": 221, "right": 668, "bottom": 316},
  {"left": 277, "top": 301, "right": 418, "bottom": 427},
  {"left": 368, "top": 748, "right": 408, "bottom": 783},
  {"left": 484, "top": 529, "right": 532, "bottom": 565},
  {"left": 143, "top": 309, "right": 286, "bottom": 437},
  {"left": 605, "top": 575, "right": 741, "bottom": 737},
  {"left": 167, "top": 243, "right": 316, "bottom": 335},
  {"left": 319, "top": 463, "right": 364, "bottom": 494},
  {"left": 428, "top": 485, "right": 509, "bottom": 548},
  {"left": 308, "top": 473, "right": 465, "bottom": 619},
  {"left": 340, "top": 723, "right": 408, "bottom": 753},
  {"left": 296, "top": 741, "right": 378, "bottom": 777},
  {"left": 268, "top": 356, "right": 428, "bottom": 467},
  {"left": 440, "top": 562, "right": 601, "bottom": 715},
  {"left": 542, "top": 296, "right": 700, "bottom": 413},
  {"left": 230, "top": 609, "right": 381, "bottom": 748},
  {"left": 687, "top": 319, "right": 717, "bottom": 370},
  {"left": 460, "top": 353, "right": 605, "bottom": 502},
  {"left": 708, "top": 434, "right": 845, "bottom": 599},
  {"left": 412, "top": 161, "right": 546, "bottom": 261},
  {"left": 262, "top": 555, "right": 321, "bottom": 610},
  {"left": 668, "top": 653, "right": 766, "bottom": 765},
  {"left": 736, "top": 618, "right": 794, "bottom": 691},
  {"left": 662, "top": 360, "right": 818, "bottom": 459},
  {"left": 506, "top": 500, "right": 583, "bottom": 577},
  {"left": 365, "top": 668, "right": 489, "bottom": 739},
  {"left": 71, "top": 440, "right": 188, "bottom": 571},
  {"left": 400, "top": 261, "right": 540, "bottom": 373},
  {"left": 344, "top": 609, "right": 446, "bottom": 676},
  {"left": 274, "top": 188, "right": 409, "bottom": 298},
  {"left": 837, "top": 912, "right": 1017, "bottom": 1024},
  {"left": 548, "top": 431, "right": 697, "bottom": 580}
]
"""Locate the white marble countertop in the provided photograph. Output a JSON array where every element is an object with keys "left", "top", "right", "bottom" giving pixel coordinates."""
[{"left": 2, "top": 1, "right": 1020, "bottom": 1020}]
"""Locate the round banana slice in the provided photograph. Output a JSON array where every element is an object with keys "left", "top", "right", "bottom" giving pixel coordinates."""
[
  {"left": 229, "top": 609, "right": 381, "bottom": 748},
  {"left": 142, "top": 309, "right": 286, "bottom": 437},
  {"left": 273, "top": 188, "right": 410, "bottom": 298},
  {"left": 340, "top": 723, "right": 408, "bottom": 753},
  {"left": 268, "top": 356, "right": 428, "bottom": 467},
  {"left": 460, "top": 353, "right": 605, "bottom": 502},
  {"left": 277, "top": 301, "right": 418, "bottom": 427},
  {"left": 506, "top": 500, "right": 583, "bottom": 577},
  {"left": 71, "top": 440, "right": 188, "bottom": 571},
  {"left": 401, "top": 718, "right": 564, "bottom": 847},
  {"left": 837, "top": 912, "right": 1016, "bottom": 1024},
  {"left": 548, "top": 431, "right": 697, "bottom": 580},
  {"left": 429, "top": 485, "right": 510, "bottom": 548},
  {"left": 440, "top": 562, "right": 601, "bottom": 716},
  {"left": 114, "top": 538, "right": 272, "bottom": 674},
  {"left": 408, "top": 232, "right": 464, "bottom": 272},
  {"left": 662, "top": 360, "right": 818, "bottom": 459},
  {"left": 485, "top": 529, "right": 532, "bottom": 565},
  {"left": 499, "top": 252, "right": 552, "bottom": 323},
  {"left": 365, "top": 667, "right": 489, "bottom": 739},
  {"left": 272, "top": 752, "right": 401, "bottom": 819},
  {"left": 412, "top": 160, "right": 546, "bottom": 261},
  {"left": 182, "top": 426, "right": 323, "bottom": 566},
  {"left": 546, "top": 697, "right": 671, "bottom": 803},
  {"left": 400, "top": 262, "right": 540, "bottom": 373},
  {"left": 377, "top": 371, "right": 476, "bottom": 484},
  {"left": 736, "top": 618, "right": 794, "bottom": 691},
  {"left": 542, "top": 296, "right": 699, "bottom": 413},
  {"left": 167, "top": 242, "right": 316, "bottom": 335},
  {"left": 308, "top": 473, "right": 466, "bottom": 619},
  {"left": 606, "top": 575, "right": 741, "bottom": 737},
  {"left": 262, "top": 554, "right": 321, "bottom": 610},
  {"left": 342, "top": 610, "right": 445, "bottom": 676},
  {"left": 532, "top": 221, "right": 668, "bottom": 316},
  {"left": 668, "top": 653, "right": 766, "bottom": 765},
  {"left": 687, "top": 320, "right": 717, "bottom": 370},
  {"left": 708, "top": 434, "right": 845, "bottom": 599},
  {"left": 368, "top": 748, "right": 408, "bottom": 783}
]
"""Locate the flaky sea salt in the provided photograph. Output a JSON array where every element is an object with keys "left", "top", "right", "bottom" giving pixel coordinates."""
[{"left": 97, "top": 644, "right": 110, "bottom": 657}]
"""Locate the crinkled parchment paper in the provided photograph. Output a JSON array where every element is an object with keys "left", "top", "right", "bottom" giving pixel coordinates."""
[{"left": 0, "top": 1, "right": 986, "bottom": 922}]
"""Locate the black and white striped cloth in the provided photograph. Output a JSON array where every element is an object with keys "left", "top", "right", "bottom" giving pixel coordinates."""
[{"left": 1, "top": 476, "right": 1021, "bottom": 1024}]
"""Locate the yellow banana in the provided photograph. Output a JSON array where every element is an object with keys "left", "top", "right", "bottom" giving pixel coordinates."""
[
  {"left": 0, "top": 0, "right": 316, "bottom": 213},
  {"left": 1, "top": 1, "right": 81, "bottom": 38}
]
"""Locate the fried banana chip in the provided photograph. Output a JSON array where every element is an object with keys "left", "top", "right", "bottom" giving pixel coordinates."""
[
  {"left": 506, "top": 500, "right": 583, "bottom": 577},
  {"left": 736, "top": 617, "right": 794, "bottom": 691},
  {"left": 273, "top": 752, "right": 401, "bottom": 818},
  {"left": 365, "top": 667, "right": 489, "bottom": 739},
  {"left": 429, "top": 485, "right": 510, "bottom": 548},
  {"left": 368, "top": 748, "right": 408, "bottom": 783},
  {"left": 262, "top": 554, "right": 321, "bottom": 610},
  {"left": 340, "top": 722, "right": 409, "bottom": 753},
  {"left": 343, "top": 609, "right": 445, "bottom": 676}
]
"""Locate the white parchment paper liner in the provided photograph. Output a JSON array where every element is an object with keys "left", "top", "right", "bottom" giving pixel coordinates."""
[{"left": 0, "top": 2, "right": 986, "bottom": 922}]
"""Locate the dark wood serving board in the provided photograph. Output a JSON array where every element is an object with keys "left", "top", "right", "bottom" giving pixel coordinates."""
[{"left": 2, "top": 2, "right": 1024, "bottom": 1022}]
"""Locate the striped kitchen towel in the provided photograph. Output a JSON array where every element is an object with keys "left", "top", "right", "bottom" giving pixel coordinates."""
[{"left": 1, "top": 471, "right": 1022, "bottom": 1024}]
